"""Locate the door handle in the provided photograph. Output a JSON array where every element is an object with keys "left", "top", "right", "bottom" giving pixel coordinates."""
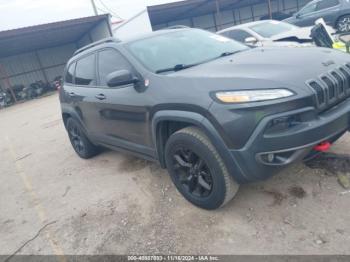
[
  {"left": 68, "top": 92, "right": 76, "bottom": 97},
  {"left": 95, "top": 94, "right": 106, "bottom": 100}
]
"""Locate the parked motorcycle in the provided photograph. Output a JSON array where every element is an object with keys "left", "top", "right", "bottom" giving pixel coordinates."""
[
  {"left": 53, "top": 76, "right": 62, "bottom": 90},
  {"left": 0, "top": 91, "right": 6, "bottom": 108},
  {"left": 10, "top": 84, "right": 26, "bottom": 101},
  {"left": 0, "top": 88, "right": 14, "bottom": 107},
  {"left": 30, "top": 81, "right": 46, "bottom": 97}
]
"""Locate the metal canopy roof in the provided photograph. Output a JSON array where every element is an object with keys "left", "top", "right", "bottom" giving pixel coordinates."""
[
  {"left": 147, "top": 0, "right": 264, "bottom": 26},
  {"left": 0, "top": 14, "right": 110, "bottom": 58}
]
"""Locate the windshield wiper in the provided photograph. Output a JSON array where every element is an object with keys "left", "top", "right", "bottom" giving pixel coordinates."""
[
  {"left": 219, "top": 50, "right": 243, "bottom": 57},
  {"left": 155, "top": 50, "right": 245, "bottom": 74},
  {"left": 156, "top": 63, "right": 198, "bottom": 74}
]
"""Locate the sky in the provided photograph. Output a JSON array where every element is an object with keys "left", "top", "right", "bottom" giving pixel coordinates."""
[{"left": 0, "top": 0, "right": 181, "bottom": 31}]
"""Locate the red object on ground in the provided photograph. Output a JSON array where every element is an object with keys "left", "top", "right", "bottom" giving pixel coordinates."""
[{"left": 314, "top": 141, "right": 331, "bottom": 152}]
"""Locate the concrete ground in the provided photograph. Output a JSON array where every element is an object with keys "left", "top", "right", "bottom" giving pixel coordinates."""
[{"left": 0, "top": 94, "right": 350, "bottom": 256}]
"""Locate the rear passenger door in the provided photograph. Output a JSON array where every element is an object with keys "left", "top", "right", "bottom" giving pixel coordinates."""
[
  {"left": 94, "top": 48, "right": 152, "bottom": 156},
  {"left": 63, "top": 53, "right": 103, "bottom": 138}
]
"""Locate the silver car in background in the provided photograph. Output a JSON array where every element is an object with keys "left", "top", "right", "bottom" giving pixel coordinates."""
[{"left": 218, "top": 20, "right": 317, "bottom": 47}]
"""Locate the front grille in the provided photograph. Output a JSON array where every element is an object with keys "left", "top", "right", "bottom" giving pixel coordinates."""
[
  {"left": 307, "top": 64, "right": 350, "bottom": 109},
  {"left": 331, "top": 71, "right": 345, "bottom": 97}
]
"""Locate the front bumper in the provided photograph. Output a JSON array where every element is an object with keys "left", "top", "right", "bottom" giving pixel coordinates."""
[{"left": 231, "top": 97, "right": 350, "bottom": 182}]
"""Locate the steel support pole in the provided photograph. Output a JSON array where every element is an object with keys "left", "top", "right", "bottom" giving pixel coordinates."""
[
  {"left": 215, "top": 0, "right": 222, "bottom": 31},
  {"left": 91, "top": 0, "right": 98, "bottom": 15},
  {"left": 267, "top": 0, "right": 273, "bottom": 19}
]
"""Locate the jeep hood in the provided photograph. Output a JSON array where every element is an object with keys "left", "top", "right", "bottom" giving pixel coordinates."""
[{"left": 169, "top": 47, "right": 349, "bottom": 93}]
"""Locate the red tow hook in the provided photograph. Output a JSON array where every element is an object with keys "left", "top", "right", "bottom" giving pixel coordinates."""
[{"left": 314, "top": 141, "right": 331, "bottom": 152}]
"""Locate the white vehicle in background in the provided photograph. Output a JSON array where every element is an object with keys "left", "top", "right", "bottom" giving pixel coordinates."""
[{"left": 217, "top": 20, "right": 333, "bottom": 47}]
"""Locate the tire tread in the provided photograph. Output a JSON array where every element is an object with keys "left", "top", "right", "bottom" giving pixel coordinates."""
[{"left": 174, "top": 127, "right": 239, "bottom": 207}]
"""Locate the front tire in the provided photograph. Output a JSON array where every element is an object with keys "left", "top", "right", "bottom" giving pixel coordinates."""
[
  {"left": 336, "top": 15, "right": 350, "bottom": 33},
  {"left": 165, "top": 127, "right": 239, "bottom": 210},
  {"left": 66, "top": 118, "right": 99, "bottom": 159}
]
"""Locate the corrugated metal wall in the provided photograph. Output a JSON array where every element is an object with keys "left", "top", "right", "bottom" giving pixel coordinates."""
[
  {"left": 153, "top": 0, "right": 313, "bottom": 31},
  {"left": 0, "top": 19, "right": 111, "bottom": 90},
  {"left": 0, "top": 44, "right": 75, "bottom": 88}
]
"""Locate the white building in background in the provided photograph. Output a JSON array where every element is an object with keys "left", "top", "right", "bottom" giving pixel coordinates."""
[
  {"left": 112, "top": 10, "right": 153, "bottom": 40},
  {"left": 0, "top": 15, "right": 112, "bottom": 90}
]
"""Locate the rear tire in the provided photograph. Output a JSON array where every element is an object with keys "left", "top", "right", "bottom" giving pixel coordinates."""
[
  {"left": 336, "top": 15, "right": 350, "bottom": 33},
  {"left": 66, "top": 118, "right": 99, "bottom": 159},
  {"left": 165, "top": 127, "right": 239, "bottom": 210}
]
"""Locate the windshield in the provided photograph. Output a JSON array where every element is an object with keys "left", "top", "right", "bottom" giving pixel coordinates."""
[
  {"left": 249, "top": 21, "right": 297, "bottom": 38},
  {"left": 126, "top": 29, "right": 249, "bottom": 73}
]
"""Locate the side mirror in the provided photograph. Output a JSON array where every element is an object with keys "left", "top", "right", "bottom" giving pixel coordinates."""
[
  {"left": 244, "top": 37, "right": 258, "bottom": 45},
  {"left": 106, "top": 70, "right": 139, "bottom": 87}
]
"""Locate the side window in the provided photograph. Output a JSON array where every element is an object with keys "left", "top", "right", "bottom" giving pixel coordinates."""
[
  {"left": 75, "top": 54, "right": 96, "bottom": 86},
  {"left": 65, "top": 62, "right": 75, "bottom": 84},
  {"left": 98, "top": 49, "right": 133, "bottom": 86},
  {"left": 227, "top": 30, "right": 253, "bottom": 43},
  {"left": 299, "top": 2, "right": 317, "bottom": 15},
  {"left": 316, "top": 0, "right": 339, "bottom": 10}
]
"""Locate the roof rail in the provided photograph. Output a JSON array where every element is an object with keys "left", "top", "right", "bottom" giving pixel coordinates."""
[
  {"left": 164, "top": 25, "right": 190, "bottom": 30},
  {"left": 74, "top": 37, "right": 121, "bottom": 55}
]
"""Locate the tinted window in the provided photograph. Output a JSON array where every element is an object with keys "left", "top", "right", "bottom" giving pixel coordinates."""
[
  {"left": 65, "top": 62, "right": 75, "bottom": 84},
  {"left": 127, "top": 29, "right": 248, "bottom": 73},
  {"left": 317, "top": 0, "right": 339, "bottom": 10},
  {"left": 75, "top": 54, "right": 96, "bottom": 86},
  {"left": 224, "top": 29, "right": 253, "bottom": 42},
  {"left": 98, "top": 49, "right": 133, "bottom": 86}
]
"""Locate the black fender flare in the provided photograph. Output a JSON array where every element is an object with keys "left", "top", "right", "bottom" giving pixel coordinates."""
[
  {"left": 151, "top": 110, "right": 247, "bottom": 183},
  {"left": 61, "top": 105, "right": 90, "bottom": 137}
]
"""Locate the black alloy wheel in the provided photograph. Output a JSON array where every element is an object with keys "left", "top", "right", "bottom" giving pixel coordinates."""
[
  {"left": 165, "top": 127, "right": 239, "bottom": 210},
  {"left": 172, "top": 147, "right": 213, "bottom": 198},
  {"left": 66, "top": 118, "right": 99, "bottom": 159},
  {"left": 68, "top": 123, "right": 85, "bottom": 155}
]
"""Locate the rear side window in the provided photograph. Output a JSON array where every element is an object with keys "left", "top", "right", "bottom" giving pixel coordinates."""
[
  {"left": 65, "top": 62, "right": 75, "bottom": 84},
  {"left": 98, "top": 49, "right": 133, "bottom": 86},
  {"left": 317, "top": 0, "right": 339, "bottom": 10},
  {"left": 224, "top": 29, "right": 253, "bottom": 42},
  {"left": 299, "top": 2, "right": 317, "bottom": 15},
  {"left": 75, "top": 54, "right": 96, "bottom": 86}
]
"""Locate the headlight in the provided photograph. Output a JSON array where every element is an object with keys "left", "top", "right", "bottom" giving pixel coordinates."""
[{"left": 215, "top": 89, "right": 294, "bottom": 103}]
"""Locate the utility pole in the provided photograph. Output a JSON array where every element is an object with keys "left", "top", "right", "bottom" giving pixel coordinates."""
[
  {"left": 215, "top": 0, "right": 222, "bottom": 31},
  {"left": 91, "top": 0, "right": 98, "bottom": 15},
  {"left": 267, "top": 0, "right": 272, "bottom": 19}
]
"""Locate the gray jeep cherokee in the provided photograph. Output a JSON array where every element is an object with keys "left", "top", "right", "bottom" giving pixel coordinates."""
[{"left": 60, "top": 28, "right": 350, "bottom": 209}]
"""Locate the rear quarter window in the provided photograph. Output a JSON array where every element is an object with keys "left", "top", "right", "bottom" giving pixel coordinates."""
[
  {"left": 65, "top": 62, "right": 75, "bottom": 84},
  {"left": 75, "top": 54, "right": 96, "bottom": 86}
]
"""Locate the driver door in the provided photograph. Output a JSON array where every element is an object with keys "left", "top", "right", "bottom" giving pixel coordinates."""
[{"left": 94, "top": 48, "right": 152, "bottom": 155}]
